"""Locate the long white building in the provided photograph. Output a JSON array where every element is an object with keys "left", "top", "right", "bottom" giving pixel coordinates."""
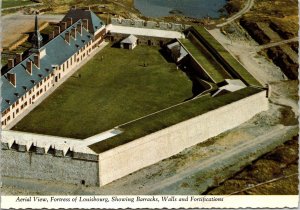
[{"left": 1, "top": 8, "right": 106, "bottom": 129}]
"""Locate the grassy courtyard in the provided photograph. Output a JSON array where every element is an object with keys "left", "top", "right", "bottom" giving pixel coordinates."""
[{"left": 13, "top": 45, "right": 193, "bottom": 139}]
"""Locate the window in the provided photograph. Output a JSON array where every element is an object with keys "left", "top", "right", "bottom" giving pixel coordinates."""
[
  {"left": 7, "top": 116, "right": 11, "bottom": 121},
  {"left": 16, "top": 108, "right": 19, "bottom": 114}
]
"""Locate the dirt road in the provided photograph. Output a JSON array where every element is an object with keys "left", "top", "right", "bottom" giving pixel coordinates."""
[
  {"left": 256, "top": 37, "right": 299, "bottom": 51},
  {"left": 208, "top": 28, "right": 286, "bottom": 85},
  {"left": 217, "top": 0, "right": 254, "bottom": 27},
  {"left": 1, "top": 13, "right": 63, "bottom": 48}
]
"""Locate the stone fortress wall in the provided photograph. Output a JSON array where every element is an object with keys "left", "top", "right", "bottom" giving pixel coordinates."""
[
  {"left": 98, "top": 90, "right": 269, "bottom": 186},
  {"left": 1, "top": 131, "right": 99, "bottom": 186},
  {"left": 1, "top": 90, "right": 268, "bottom": 187},
  {"left": 111, "top": 18, "right": 191, "bottom": 31},
  {"left": 107, "top": 18, "right": 190, "bottom": 46}
]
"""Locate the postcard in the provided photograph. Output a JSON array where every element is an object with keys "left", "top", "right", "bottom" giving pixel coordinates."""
[{"left": 0, "top": 0, "right": 299, "bottom": 209}]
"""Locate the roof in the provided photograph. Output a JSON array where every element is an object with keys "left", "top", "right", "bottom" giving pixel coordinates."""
[
  {"left": 212, "top": 79, "right": 247, "bottom": 97},
  {"left": 121, "top": 35, "right": 138, "bottom": 44},
  {"left": 61, "top": 8, "right": 105, "bottom": 34},
  {"left": 167, "top": 41, "right": 188, "bottom": 62},
  {"left": 1, "top": 20, "right": 96, "bottom": 113}
]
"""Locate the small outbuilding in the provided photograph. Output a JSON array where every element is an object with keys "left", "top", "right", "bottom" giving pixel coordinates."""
[
  {"left": 167, "top": 41, "right": 188, "bottom": 63},
  {"left": 120, "top": 35, "right": 138, "bottom": 50}
]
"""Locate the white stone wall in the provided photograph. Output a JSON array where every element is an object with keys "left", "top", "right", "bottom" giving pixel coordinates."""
[
  {"left": 1, "top": 149, "right": 99, "bottom": 186},
  {"left": 98, "top": 90, "right": 269, "bottom": 186}
]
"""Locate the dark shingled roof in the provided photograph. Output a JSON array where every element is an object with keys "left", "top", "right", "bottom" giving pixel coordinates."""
[
  {"left": 61, "top": 8, "right": 105, "bottom": 34},
  {"left": 1, "top": 11, "right": 105, "bottom": 113}
]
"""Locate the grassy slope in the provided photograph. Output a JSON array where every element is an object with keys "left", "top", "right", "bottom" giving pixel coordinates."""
[
  {"left": 13, "top": 46, "right": 193, "bottom": 139},
  {"left": 180, "top": 39, "right": 228, "bottom": 84},
  {"left": 194, "top": 26, "right": 261, "bottom": 86},
  {"left": 90, "top": 87, "right": 262, "bottom": 153},
  {"left": 2, "top": 0, "right": 34, "bottom": 8}
]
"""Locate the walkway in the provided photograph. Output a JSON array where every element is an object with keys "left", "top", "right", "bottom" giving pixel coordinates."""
[
  {"left": 256, "top": 37, "right": 299, "bottom": 51},
  {"left": 106, "top": 24, "right": 185, "bottom": 39}
]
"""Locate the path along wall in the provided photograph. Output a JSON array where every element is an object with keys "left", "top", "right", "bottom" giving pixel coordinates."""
[{"left": 98, "top": 90, "right": 268, "bottom": 186}]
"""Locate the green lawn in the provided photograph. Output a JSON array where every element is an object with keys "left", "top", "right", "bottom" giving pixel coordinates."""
[
  {"left": 13, "top": 46, "right": 193, "bottom": 139},
  {"left": 2, "top": 0, "right": 34, "bottom": 8},
  {"left": 193, "top": 26, "right": 262, "bottom": 87}
]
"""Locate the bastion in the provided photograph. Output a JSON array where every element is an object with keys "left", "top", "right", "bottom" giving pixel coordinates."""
[{"left": 1, "top": 10, "right": 269, "bottom": 187}]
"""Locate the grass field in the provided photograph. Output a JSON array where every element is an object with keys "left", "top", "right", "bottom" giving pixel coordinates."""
[
  {"left": 13, "top": 45, "right": 193, "bottom": 139},
  {"left": 2, "top": 0, "right": 34, "bottom": 8}
]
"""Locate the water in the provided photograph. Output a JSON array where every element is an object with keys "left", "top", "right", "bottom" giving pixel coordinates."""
[{"left": 134, "top": 0, "right": 227, "bottom": 19}]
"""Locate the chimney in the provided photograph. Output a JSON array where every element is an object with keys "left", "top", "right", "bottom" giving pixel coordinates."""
[
  {"left": 34, "top": 55, "right": 40, "bottom": 68},
  {"left": 67, "top": 17, "right": 73, "bottom": 27},
  {"left": 16, "top": 53, "right": 23, "bottom": 63},
  {"left": 8, "top": 59, "right": 14, "bottom": 69},
  {"left": 49, "top": 31, "right": 55, "bottom": 40},
  {"left": 26, "top": 61, "right": 33, "bottom": 75},
  {"left": 7, "top": 73, "right": 16, "bottom": 86},
  {"left": 71, "top": 27, "right": 77, "bottom": 39},
  {"left": 61, "top": 22, "right": 67, "bottom": 31},
  {"left": 65, "top": 32, "right": 71, "bottom": 43},
  {"left": 78, "top": 23, "right": 83, "bottom": 35},
  {"left": 83, "top": 19, "right": 89, "bottom": 31},
  {"left": 54, "top": 26, "right": 61, "bottom": 36}
]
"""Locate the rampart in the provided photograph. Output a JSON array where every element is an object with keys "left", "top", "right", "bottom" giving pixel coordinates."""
[
  {"left": 1, "top": 131, "right": 99, "bottom": 186},
  {"left": 97, "top": 90, "right": 268, "bottom": 186},
  {"left": 111, "top": 18, "right": 191, "bottom": 31},
  {"left": 1, "top": 90, "right": 268, "bottom": 187}
]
